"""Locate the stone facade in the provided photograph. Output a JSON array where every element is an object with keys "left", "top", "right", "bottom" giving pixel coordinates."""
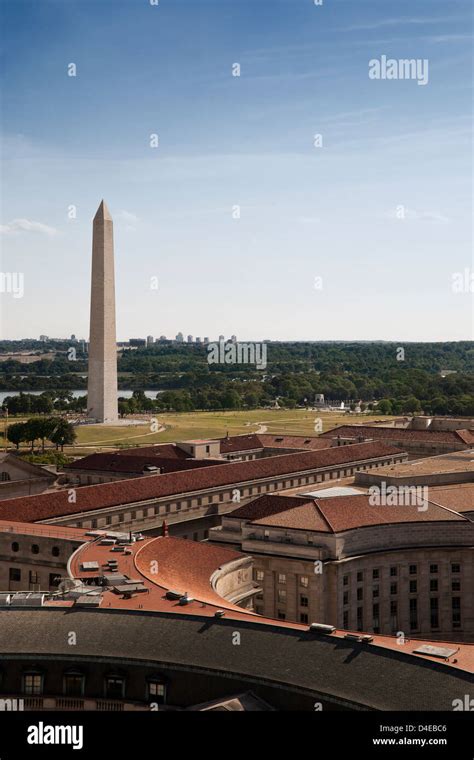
[{"left": 87, "top": 200, "right": 118, "bottom": 423}]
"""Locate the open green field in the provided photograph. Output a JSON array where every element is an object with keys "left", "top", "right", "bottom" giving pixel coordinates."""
[
  {"left": 0, "top": 409, "right": 393, "bottom": 456},
  {"left": 0, "top": 409, "right": 395, "bottom": 456}
]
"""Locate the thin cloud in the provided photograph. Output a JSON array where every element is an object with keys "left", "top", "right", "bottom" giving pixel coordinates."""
[
  {"left": 0, "top": 218, "right": 58, "bottom": 236},
  {"left": 343, "top": 16, "right": 466, "bottom": 31},
  {"left": 386, "top": 208, "right": 451, "bottom": 224}
]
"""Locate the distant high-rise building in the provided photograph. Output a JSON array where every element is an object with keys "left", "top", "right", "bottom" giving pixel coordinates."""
[
  {"left": 159, "top": 335, "right": 167, "bottom": 341},
  {"left": 195, "top": 337, "right": 202, "bottom": 344},
  {"left": 39, "top": 335, "right": 49, "bottom": 342},
  {"left": 231, "top": 335, "right": 237, "bottom": 343},
  {"left": 218, "top": 334, "right": 225, "bottom": 342},
  {"left": 176, "top": 332, "right": 184, "bottom": 343},
  {"left": 71, "top": 334, "right": 76, "bottom": 341},
  {"left": 146, "top": 335, "right": 154, "bottom": 347},
  {"left": 187, "top": 334, "right": 193, "bottom": 343},
  {"left": 87, "top": 200, "right": 118, "bottom": 423},
  {"left": 203, "top": 337, "right": 209, "bottom": 345}
]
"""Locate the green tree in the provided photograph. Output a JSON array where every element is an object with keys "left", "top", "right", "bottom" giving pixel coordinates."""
[
  {"left": 6, "top": 422, "right": 27, "bottom": 450},
  {"left": 50, "top": 419, "right": 77, "bottom": 451},
  {"left": 377, "top": 399, "right": 393, "bottom": 415}
]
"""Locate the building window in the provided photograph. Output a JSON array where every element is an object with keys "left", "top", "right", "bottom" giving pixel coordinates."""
[
  {"left": 343, "top": 611, "right": 349, "bottom": 629},
  {"left": 390, "top": 601, "right": 398, "bottom": 631},
  {"left": 356, "top": 607, "right": 363, "bottom": 631},
  {"left": 254, "top": 570, "right": 264, "bottom": 582},
  {"left": 372, "top": 603, "right": 379, "bottom": 632},
  {"left": 390, "top": 566, "right": 397, "bottom": 577},
  {"left": 51, "top": 546, "right": 60, "bottom": 557},
  {"left": 11, "top": 542, "right": 19, "bottom": 553},
  {"left": 147, "top": 679, "right": 166, "bottom": 704},
  {"left": 430, "top": 579, "right": 438, "bottom": 592},
  {"left": 343, "top": 575, "right": 349, "bottom": 586},
  {"left": 300, "top": 613, "right": 309, "bottom": 624},
  {"left": 300, "top": 576, "right": 309, "bottom": 588},
  {"left": 63, "top": 670, "right": 85, "bottom": 697},
  {"left": 372, "top": 586, "right": 379, "bottom": 598},
  {"left": 0, "top": 472, "right": 10, "bottom": 481},
  {"left": 356, "top": 588, "right": 363, "bottom": 601},
  {"left": 31, "top": 544, "right": 40, "bottom": 555},
  {"left": 277, "top": 610, "right": 286, "bottom": 620},
  {"left": 29, "top": 571, "right": 39, "bottom": 585},
  {"left": 430, "top": 564, "right": 438, "bottom": 574},
  {"left": 409, "top": 598, "right": 418, "bottom": 630},
  {"left": 106, "top": 516, "right": 112, "bottom": 525},
  {"left": 356, "top": 571, "right": 363, "bottom": 582},
  {"left": 343, "top": 591, "right": 349, "bottom": 605},
  {"left": 390, "top": 583, "right": 397, "bottom": 595},
  {"left": 430, "top": 598, "right": 439, "bottom": 629},
  {"left": 452, "top": 579, "right": 461, "bottom": 592},
  {"left": 105, "top": 675, "right": 125, "bottom": 699},
  {"left": 23, "top": 672, "right": 43, "bottom": 695},
  {"left": 278, "top": 574, "right": 286, "bottom": 585},
  {"left": 451, "top": 563, "right": 461, "bottom": 574},
  {"left": 409, "top": 580, "right": 417, "bottom": 594},
  {"left": 277, "top": 589, "right": 287, "bottom": 603},
  {"left": 49, "top": 573, "right": 61, "bottom": 587},
  {"left": 300, "top": 595, "right": 308, "bottom": 608},
  {"left": 452, "top": 597, "right": 461, "bottom": 628},
  {"left": 409, "top": 564, "right": 417, "bottom": 575},
  {"left": 372, "top": 569, "right": 379, "bottom": 580},
  {"left": 9, "top": 568, "right": 21, "bottom": 582}
]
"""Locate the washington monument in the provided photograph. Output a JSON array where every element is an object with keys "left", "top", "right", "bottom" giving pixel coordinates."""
[{"left": 87, "top": 200, "right": 118, "bottom": 423}]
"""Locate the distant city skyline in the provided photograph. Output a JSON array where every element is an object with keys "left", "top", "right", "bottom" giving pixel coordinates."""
[{"left": 1, "top": 0, "right": 473, "bottom": 342}]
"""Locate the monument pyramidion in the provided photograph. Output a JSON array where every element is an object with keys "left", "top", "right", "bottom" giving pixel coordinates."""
[{"left": 87, "top": 200, "right": 119, "bottom": 423}]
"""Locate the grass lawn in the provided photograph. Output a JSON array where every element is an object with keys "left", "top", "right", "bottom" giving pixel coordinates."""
[{"left": 0, "top": 409, "right": 393, "bottom": 456}]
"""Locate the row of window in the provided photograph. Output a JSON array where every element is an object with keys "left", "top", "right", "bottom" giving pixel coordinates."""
[
  {"left": 16, "top": 670, "right": 165, "bottom": 702},
  {"left": 80, "top": 461, "right": 399, "bottom": 529},
  {"left": 11, "top": 543, "right": 60, "bottom": 557},
  {"left": 254, "top": 571, "right": 311, "bottom": 586},
  {"left": 343, "top": 577, "right": 461, "bottom": 604},
  {"left": 9, "top": 568, "right": 61, "bottom": 586},
  {"left": 343, "top": 563, "right": 462, "bottom": 585},
  {"left": 343, "top": 597, "right": 462, "bottom": 633}
]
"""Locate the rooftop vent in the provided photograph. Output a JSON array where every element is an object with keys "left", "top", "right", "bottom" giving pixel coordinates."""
[
  {"left": 178, "top": 592, "right": 194, "bottom": 606},
  {"left": 74, "top": 594, "right": 102, "bottom": 607},
  {"left": 215, "top": 610, "right": 226, "bottom": 618},
  {"left": 10, "top": 593, "right": 45, "bottom": 607},
  {"left": 308, "top": 623, "right": 336, "bottom": 635},
  {"left": 165, "top": 590, "right": 183, "bottom": 600}
]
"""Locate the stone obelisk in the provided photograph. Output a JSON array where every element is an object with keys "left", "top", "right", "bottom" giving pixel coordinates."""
[{"left": 87, "top": 200, "right": 118, "bottom": 423}]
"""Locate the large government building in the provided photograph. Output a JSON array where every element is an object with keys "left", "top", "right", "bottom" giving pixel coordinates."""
[{"left": 0, "top": 425, "right": 472, "bottom": 711}]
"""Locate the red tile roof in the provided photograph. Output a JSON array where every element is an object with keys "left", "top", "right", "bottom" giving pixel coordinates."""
[
  {"left": 428, "top": 484, "right": 474, "bottom": 513},
  {"left": 219, "top": 434, "right": 263, "bottom": 453},
  {"left": 68, "top": 453, "right": 228, "bottom": 474},
  {"left": 135, "top": 537, "right": 246, "bottom": 607},
  {"left": 219, "top": 433, "right": 332, "bottom": 453},
  {"left": 114, "top": 443, "right": 190, "bottom": 458},
  {"left": 320, "top": 425, "right": 473, "bottom": 445},
  {"left": 237, "top": 492, "right": 468, "bottom": 533},
  {"left": 0, "top": 441, "right": 404, "bottom": 523}
]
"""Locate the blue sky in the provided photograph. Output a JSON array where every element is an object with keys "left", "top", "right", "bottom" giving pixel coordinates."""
[{"left": 1, "top": 0, "right": 473, "bottom": 341}]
